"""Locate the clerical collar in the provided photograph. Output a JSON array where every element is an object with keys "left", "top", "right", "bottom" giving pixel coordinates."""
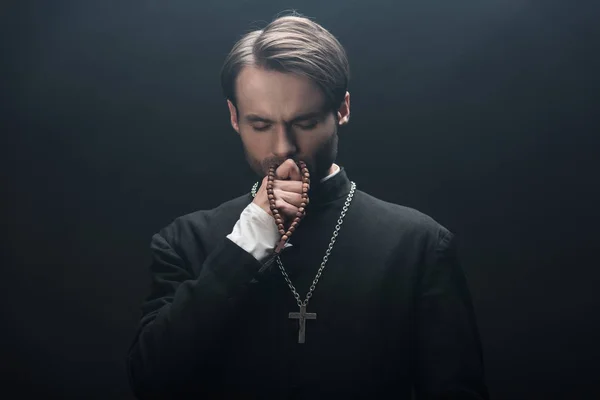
[
  {"left": 307, "top": 164, "right": 352, "bottom": 208},
  {"left": 319, "top": 163, "right": 341, "bottom": 183}
]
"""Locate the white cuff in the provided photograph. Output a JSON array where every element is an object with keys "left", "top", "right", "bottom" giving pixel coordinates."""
[{"left": 226, "top": 202, "right": 292, "bottom": 262}]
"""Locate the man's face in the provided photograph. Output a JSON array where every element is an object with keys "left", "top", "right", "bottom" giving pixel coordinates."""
[{"left": 227, "top": 65, "right": 350, "bottom": 182}]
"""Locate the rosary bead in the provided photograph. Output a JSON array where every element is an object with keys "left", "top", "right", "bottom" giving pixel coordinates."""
[{"left": 264, "top": 161, "right": 318, "bottom": 251}]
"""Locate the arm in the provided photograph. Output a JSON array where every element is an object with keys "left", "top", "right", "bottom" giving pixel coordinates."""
[
  {"left": 127, "top": 204, "right": 281, "bottom": 398},
  {"left": 413, "top": 228, "right": 490, "bottom": 400}
]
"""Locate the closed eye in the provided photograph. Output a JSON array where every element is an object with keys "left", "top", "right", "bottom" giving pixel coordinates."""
[
  {"left": 250, "top": 120, "right": 319, "bottom": 132},
  {"left": 295, "top": 121, "right": 318, "bottom": 130},
  {"left": 252, "top": 124, "right": 271, "bottom": 132}
]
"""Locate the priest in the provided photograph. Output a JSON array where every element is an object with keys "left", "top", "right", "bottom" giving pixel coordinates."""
[{"left": 127, "top": 13, "right": 489, "bottom": 399}]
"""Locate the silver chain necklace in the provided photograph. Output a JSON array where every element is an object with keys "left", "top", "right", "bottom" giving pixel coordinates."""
[{"left": 251, "top": 180, "right": 357, "bottom": 343}]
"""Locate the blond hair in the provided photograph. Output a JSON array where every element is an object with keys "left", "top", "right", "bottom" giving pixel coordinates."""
[{"left": 220, "top": 12, "right": 350, "bottom": 114}]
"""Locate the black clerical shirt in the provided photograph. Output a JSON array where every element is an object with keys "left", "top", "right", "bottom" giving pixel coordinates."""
[{"left": 127, "top": 167, "right": 489, "bottom": 399}]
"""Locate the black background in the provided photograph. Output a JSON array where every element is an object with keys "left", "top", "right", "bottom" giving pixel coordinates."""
[{"left": 2, "top": 1, "right": 599, "bottom": 399}]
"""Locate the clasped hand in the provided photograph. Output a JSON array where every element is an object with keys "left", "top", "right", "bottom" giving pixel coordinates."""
[{"left": 252, "top": 159, "right": 309, "bottom": 226}]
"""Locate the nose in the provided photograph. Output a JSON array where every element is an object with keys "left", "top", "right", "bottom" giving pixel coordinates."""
[{"left": 272, "top": 125, "right": 297, "bottom": 159}]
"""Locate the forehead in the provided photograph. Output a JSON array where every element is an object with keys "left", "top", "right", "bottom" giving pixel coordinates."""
[{"left": 235, "top": 65, "right": 326, "bottom": 117}]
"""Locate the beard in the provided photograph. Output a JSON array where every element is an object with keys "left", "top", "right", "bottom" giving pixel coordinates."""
[{"left": 243, "top": 123, "right": 339, "bottom": 185}]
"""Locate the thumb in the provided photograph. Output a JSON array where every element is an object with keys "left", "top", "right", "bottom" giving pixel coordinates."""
[{"left": 276, "top": 159, "right": 303, "bottom": 181}]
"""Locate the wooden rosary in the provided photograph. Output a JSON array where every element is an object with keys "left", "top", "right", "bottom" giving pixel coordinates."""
[{"left": 267, "top": 160, "right": 310, "bottom": 254}]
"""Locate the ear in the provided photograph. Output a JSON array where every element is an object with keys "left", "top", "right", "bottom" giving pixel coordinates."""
[
  {"left": 227, "top": 99, "right": 240, "bottom": 133},
  {"left": 337, "top": 91, "right": 351, "bottom": 125}
]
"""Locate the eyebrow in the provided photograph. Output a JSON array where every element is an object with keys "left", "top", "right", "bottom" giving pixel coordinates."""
[{"left": 244, "top": 111, "right": 324, "bottom": 124}]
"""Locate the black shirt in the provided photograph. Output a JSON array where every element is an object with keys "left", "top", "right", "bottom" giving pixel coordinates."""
[{"left": 127, "top": 167, "right": 489, "bottom": 399}]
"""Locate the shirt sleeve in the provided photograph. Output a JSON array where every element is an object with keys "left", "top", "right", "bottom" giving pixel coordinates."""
[
  {"left": 226, "top": 202, "right": 292, "bottom": 262},
  {"left": 127, "top": 226, "right": 270, "bottom": 398},
  {"left": 413, "top": 228, "right": 490, "bottom": 399}
]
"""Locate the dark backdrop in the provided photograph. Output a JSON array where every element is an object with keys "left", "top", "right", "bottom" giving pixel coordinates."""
[{"left": 2, "top": 1, "right": 599, "bottom": 399}]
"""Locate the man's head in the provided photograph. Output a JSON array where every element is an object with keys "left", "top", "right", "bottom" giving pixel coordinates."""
[{"left": 220, "top": 14, "right": 351, "bottom": 182}]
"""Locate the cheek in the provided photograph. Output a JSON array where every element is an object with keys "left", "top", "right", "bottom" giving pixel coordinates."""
[
  {"left": 298, "top": 122, "right": 336, "bottom": 147},
  {"left": 239, "top": 129, "right": 267, "bottom": 153}
]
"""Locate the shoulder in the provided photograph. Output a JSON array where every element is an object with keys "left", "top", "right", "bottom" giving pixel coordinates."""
[
  {"left": 155, "top": 193, "right": 252, "bottom": 249},
  {"left": 353, "top": 190, "right": 453, "bottom": 249}
]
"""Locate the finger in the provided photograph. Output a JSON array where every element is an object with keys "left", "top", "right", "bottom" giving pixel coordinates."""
[
  {"left": 274, "top": 199, "right": 298, "bottom": 219},
  {"left": 273, "top": 189, "right": 303, "bottom": 207},
  {"left": 273, "top": 179, "right": 303, "bottom": 194},
  {"left": 277, "top": 190, "right": 309, "bottom": 206},
  {"left": 273, "top": 180, "right": 309, "bottom": 205},
  {"left": 276, "top": 159, "right": 302, "bottom": 181},
  {"left": 288, "top": 161, "right": 303, "bottom": 181}
]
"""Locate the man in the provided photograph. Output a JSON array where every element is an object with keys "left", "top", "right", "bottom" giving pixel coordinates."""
[{"left": 127, "top": 13, "right": 489, "bottom": 399}]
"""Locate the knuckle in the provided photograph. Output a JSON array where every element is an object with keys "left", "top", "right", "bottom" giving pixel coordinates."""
[{"left": 275, "top": 199, "right": 287, "bottom": 211}]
